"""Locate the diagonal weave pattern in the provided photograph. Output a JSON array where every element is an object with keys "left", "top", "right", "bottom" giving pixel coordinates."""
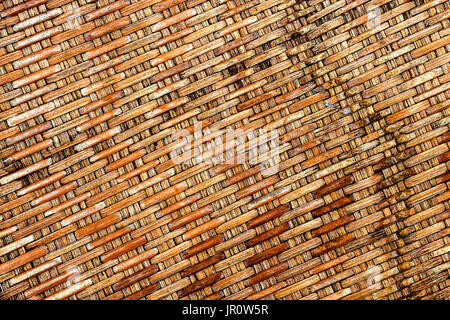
[{"left": 0, "top": 0, "right": 449, "bottom": 300}]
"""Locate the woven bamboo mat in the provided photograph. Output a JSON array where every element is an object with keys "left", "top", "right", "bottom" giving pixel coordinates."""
[{"left": 0, "top": 0, "right": 449, "bottom": 300}]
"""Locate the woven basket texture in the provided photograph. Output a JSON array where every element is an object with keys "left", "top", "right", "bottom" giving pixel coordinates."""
[{"left": 0, "top": 0, "right": 449, "bottom": 300}]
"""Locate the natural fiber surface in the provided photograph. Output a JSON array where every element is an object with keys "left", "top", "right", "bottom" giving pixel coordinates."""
[{"left": 0, "top": 0, "right": 449, "bottom": 300}]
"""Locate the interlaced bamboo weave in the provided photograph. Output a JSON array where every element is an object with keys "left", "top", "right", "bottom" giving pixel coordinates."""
[{"left": 0, "top": 0, "right": 449, "bottom": 301}]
